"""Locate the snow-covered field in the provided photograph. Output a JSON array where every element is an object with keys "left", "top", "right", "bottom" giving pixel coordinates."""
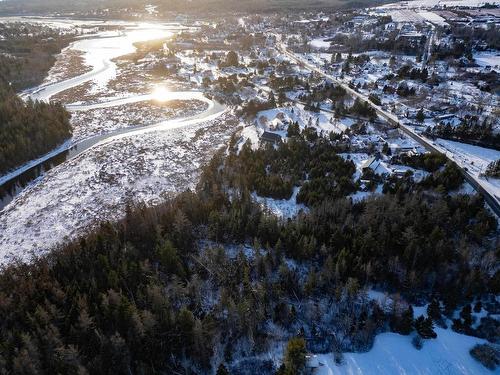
[
  {"left": 0, "top": 112, "right": 235, "bottom": 265},
  {"left": 310, "top": 37, "right": 332, "bottom": 50},
  {"left": 432, "top": 139, "right": 500, "bottom": 209},
  {"left": 0, "top": 20, "right": 236, "bottom": 265},
  {"left": 436, "top": 139, "right": 500, "bottom": 174},
  {"left": 473, "top": 51, "right": 500, "bottom": 69},
  {"left": 417, "top": 10, "right": 448, "bottom": 26},
  {"left": 388, "top": 9, "right": 426, "bottom": 23},
  {"left": 378, "top": 0, "right": 500, "bottom": 10},
  {"left": 312, "top": 327, "right": 490, "bottom": 375}
]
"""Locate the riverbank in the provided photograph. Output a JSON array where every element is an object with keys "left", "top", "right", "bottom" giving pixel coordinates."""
[
  {"left": 0, "top": 109, "right": 236, "bottom": 265},
  {"left": 0, "top": 18, "right": 237, "bottom": 264},
  {"left": 0, "top": 21, "right": 187, "bottom": 199}
]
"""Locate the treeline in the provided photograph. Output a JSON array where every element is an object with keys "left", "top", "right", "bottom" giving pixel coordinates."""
[
  {"left": 484, "top": 159, "right": 500, "bottom": 178},
  {"left": 0, "top": 23, "right": 73, "bottom": 90},
  {"left": 0, "top": 83, "right": 72, "bottom": 175},
  {"left": 432, "top": 41, "right": 473, "bottom": 62},
  {"left": 230, "top": 128, "right": 356, "bottom": 203},
  {"left": 0, "top": 125, "right": 498, "bottom": 374},
  {"left": 327, "top": 31, "right": 426, "bottom": 56},
  {"left": 349, "top": 97, "right": 376, "bottom": 119},
  {"left": 397, "top": 65, "right": 428, "bottom": 82},
  {"left": 450, "top": 24, "right": 500, "bottom": 51},
  {"left": 426, "top": 116, "right": 500, "bottom": 151},
  {"left": 298, "top": 82, "right": 347, "bottom": 103},
  {"left": 391, "top": 152, "right": 448, "bottom": 173}
]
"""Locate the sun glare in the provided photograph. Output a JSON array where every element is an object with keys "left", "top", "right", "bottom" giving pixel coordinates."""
[{"left": 151, "top": 86, "right": 171, "bottom": 102}]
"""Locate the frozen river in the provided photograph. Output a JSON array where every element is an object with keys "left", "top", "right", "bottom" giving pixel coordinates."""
[
  {"left": 0, "top": 19, "right": 226, "bottom": 210},
  {"left": 24, "top": 22, "right": 178, "bottom": 101}
]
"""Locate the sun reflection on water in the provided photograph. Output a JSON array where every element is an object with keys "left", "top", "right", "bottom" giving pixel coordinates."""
[{"left": 151, "top": 86, "right": 172, "bottom": 102}]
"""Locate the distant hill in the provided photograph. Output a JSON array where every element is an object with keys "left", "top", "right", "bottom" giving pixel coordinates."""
[
  {"left": 0, "top": 0, "right": 148, "bottom": 14},
  {"left": 157, "top": 0, "right": 385, "bottom": 12},
  {"left": 0, "top": 0, "right": 385, "bottom": 15}
]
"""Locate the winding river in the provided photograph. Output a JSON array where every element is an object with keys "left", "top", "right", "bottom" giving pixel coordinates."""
[{"left": 0, "top": 20, "right": 226, "bottom": 211}]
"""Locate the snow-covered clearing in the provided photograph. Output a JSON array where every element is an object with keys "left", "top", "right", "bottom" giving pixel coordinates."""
[
  {"left": 239, "top": 125, "right": 260, "bottom": 150},
  {"left": 252, "top": 187, "right": 307, "bottom": 219},
  {"left": 313, "top": 293, "right": 492, "bottom": 375},
  {"left": 349, "top": 188, "right": 382, "bottom": 203},
  {"left": 436, "top": 139, "right": 500, "bottom": 172},
  {"left": 433, "top": 139, "right": 500, "bottom": 207},
  {"left": 416, "top": 11, "right": 448, "bottom": 26},
  {"left": 312, "top": 327, "right": 490, "bottom": 375},
  {"left": 473, "top": 51, "right": 500, "bottom": 68},
  {"left": 256, "top": 106, "right": 343, "bottom": 135},
  {"left": 0, "top": 112, "right": 237, "bottom": 265},
  {"left": 310, "top": 38, "right": 332, "bottom": 50},
  {"left": 340, "top": 152, "right": 369, "bottom": 179},
  {"left": 388, "top": 10, "right": 425, "bottom": 23},
  {"left": 378, "top": 0, "right": 500, "bottom": 10}
]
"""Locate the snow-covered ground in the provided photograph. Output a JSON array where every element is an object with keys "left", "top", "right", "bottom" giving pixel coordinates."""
[
  {"left": 388, "top": 9, "right": 426, "bottom": 23},
  {"left": 436, "top": 139, "right": 500, "bottom": 174},
  {"left": 434, "top": 139, "right": 500, "bottom": 199},
  {"left": 255, "top": 106, "right": 344, "bottom": 135},
  {"left": 0, "top": 20, "right": 236, "bottom": 265},
  {"left": 310, "top": 37, "right": 332, "bottom": 50},
  {"left": 252, "top": 186, "right": 307, "bottom": 219},
  {"left": 312, "top": 327, "right": 491, "bottom": 375},
  {"left": 0, "top": 112, "right": 235, "bottom": 265},
  {"left": 307, "top": 290, "right": 498, "bottom": 374},
  {"left": 378, "top": 0, "right": 500, "bottom": 10},
  {"left": 417, "top": 10, "right": 448, "bottom": 26},
  {"left": 473, "top": 51, "right": 500, "bottom": 69},
  {"left": 239, "top": 125, "right": 260, "bottom": 150}
]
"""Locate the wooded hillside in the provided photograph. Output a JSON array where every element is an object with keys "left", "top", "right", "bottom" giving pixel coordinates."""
[{"left": 0, "top": 126, "right": 497, "bottom": 374}]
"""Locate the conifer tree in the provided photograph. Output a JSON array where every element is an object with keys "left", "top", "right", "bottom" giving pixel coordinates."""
[
  {"left": 415, "top": 315, "right": 437, "bottom": 339},
  {"left": 399, "top": 306, "right": 414, "bottom": 335},
  {"left": 284, "top": 337, "right": 307, "bottom": 375},
  {"left": 217, "top": 363, "right": 230, "bottom": 375},
  {"left": 416, "top": 108, "right": 425, "bottom": 123},
  {"left": 460, "top": 304, "right": 473, "bottom": 328},
  {"left": 427, "top": 299, "right": 441, "bottom": 322}
]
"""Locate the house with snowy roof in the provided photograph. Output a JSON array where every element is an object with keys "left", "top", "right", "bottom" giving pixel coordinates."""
[
  {"left": 360, "top": 156, "right": 381, "bottom": 172},
  {"left": 260, "top": 131, "right": 282, "bottom": 146}
]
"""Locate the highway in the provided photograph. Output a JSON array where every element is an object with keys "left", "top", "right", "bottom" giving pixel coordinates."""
[{"left": 275, "top": 41, "right": 500, "bottom": 217}]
